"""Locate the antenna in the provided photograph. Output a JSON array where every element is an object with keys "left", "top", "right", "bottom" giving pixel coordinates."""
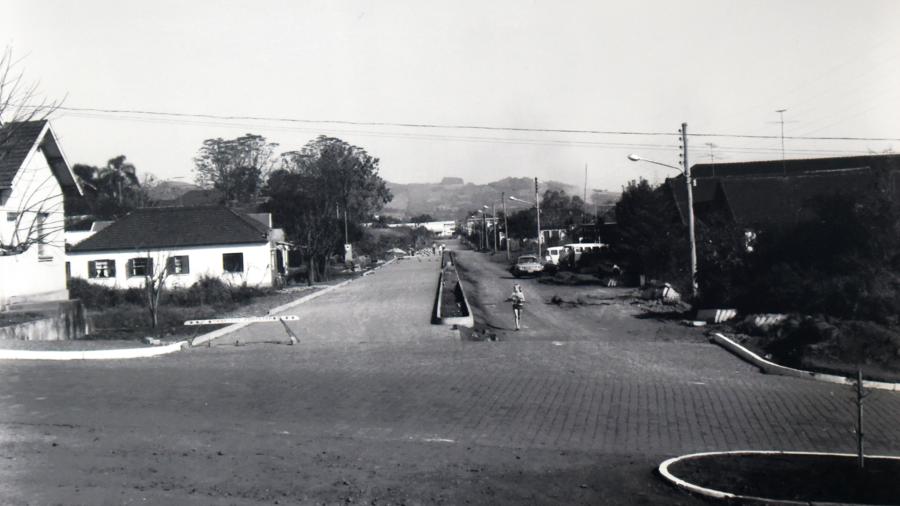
[{"left": 776, "top": 108, "right": 787, "bottom": 172}]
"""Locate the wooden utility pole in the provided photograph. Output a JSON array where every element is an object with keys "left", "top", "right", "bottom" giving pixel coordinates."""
[
  {"left": 857, "top": 369, "right": 869, "bottom": 469},
  {"left": 682, "top": 123, "right": 698, "bottom": 300},
  {"left": 535, "top": 177, "right": 541, "bottom": 259},
  {"left": 502, "top": 191, "right": 510, "bottom": 261}
]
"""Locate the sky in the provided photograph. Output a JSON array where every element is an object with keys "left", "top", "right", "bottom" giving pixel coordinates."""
[{"left": 3, "top": 0, "right": 900, "bottom": 193}]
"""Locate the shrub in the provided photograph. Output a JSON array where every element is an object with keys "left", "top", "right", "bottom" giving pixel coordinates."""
[
  {"left": 68, "top": 277, "right": 123, "bottom": 309},
  {"left": 185, "top": 275, "right": 231, "bottom": 306}
]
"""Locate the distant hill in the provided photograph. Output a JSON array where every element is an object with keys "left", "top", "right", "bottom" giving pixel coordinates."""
[
  {"left": 146, "top": 177, "right": 618, "bottom": 220},
  {"left": 382, "top": 177, "right": 588, "bottom": 220},
  {"left": 145, "top": 180, "right": 201, "bottom": 201}
]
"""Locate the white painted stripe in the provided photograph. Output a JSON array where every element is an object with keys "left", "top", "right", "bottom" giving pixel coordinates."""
[
  {"left": 184, "top": 315, "right": 299, "bottom": 325},
  {"left": 0, "top": 341, "right": 187, "bottom": 361}
]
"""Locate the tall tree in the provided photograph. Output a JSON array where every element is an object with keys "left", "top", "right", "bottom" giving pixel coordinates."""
[
  {"left": 69, "top": 155, "right": 149, "bottom": 219},
  {"left": 265, "top": 136, "right": 392, "bottom": 283},
  {"left": 193, "top": 134, "right": 278, "bottom": 203}
]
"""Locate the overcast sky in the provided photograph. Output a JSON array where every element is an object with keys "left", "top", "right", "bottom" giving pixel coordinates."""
[{"left": 3, "top": 0, "right": 900, "bottom": 192}]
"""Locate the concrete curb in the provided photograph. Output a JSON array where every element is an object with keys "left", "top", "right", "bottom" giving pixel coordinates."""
[
  {"left": 190, "top": 258, "right": 398, "bottom": 347},
  {"left": 712, "top": 332, "right": 900, "bottom": 392},
  {"left": 659, "top": 450, "right": 900, "bottom": 505},
  {"left": 0, "top": 340, "right": 188, "bottom": 361}
]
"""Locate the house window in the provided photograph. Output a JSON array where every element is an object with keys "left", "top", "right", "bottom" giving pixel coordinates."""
[
  {"left": 88, "top": 259, "right": 116, "bottom": 279},
  {"left": 128, "top": 257, "right": 153, "bottom": 277},
  {"left": 36, "top": 213, "right": 48, "bottom": 257},
  {"left": 166, "top": 255, "right": 190, "bottom": 275},
  {"left": 6, "top": 212, "right": 17, "bottom": 222},
  {"left": 222, "top": 253, "right": 244, "bottom": 273}
]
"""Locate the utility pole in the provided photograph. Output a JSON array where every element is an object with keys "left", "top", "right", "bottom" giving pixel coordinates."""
[
  {"left": 502, "top": 191, "right": 510, "bottom": 261},
  {"left": 534, "top": 177, "right": 541, "bottom": 259},
  {"left": 492, "top": 202, "right": 498, "bottom": 254},
  {"left": 681, "top": 123, "right": 698, "bottom": 300},
  {"left": 481, "top": 211, "right": 486, "bottom": 251},
  {"left": 583, "top": 163, "right": 588, "bottom": 222},
  {"left": 856, "top": 369, "right": 869, "bottom": 469}
]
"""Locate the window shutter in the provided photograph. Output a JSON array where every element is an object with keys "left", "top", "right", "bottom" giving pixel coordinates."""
[
  {"left": 108, "top": 260, "right": 116, "bottom": 277},
  {"left": 88, "top": 261, "right": 97, "bottom": 278},
  {"left": 126, "top": 259, "right": 133, "bottom": 277},
  {"left": 146, "top": 258, "right": 154, "bottom": 276},
  {"left": 166, "top": 257, "right": 174, "bottom": 274},
  {"left": 182, "top": 256, "right": 190, "bottom": 274}
]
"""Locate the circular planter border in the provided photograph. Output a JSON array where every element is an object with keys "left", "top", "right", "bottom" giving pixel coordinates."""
[{"left": 659, "top": 450, "right": 900, "bottom": 506}]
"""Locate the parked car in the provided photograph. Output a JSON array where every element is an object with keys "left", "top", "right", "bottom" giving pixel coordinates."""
[{"left": 510, "top": 254, "right": 544, "bottom": 277}]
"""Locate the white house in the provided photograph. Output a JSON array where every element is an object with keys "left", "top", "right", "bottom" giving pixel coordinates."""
[
  {"left": 0, "top": 120, "right": 83, "bottom": 308},
  {"left": 67, "top": 206, "right": 288, "bottom": 289},
  {"left": 386, "top": 220, "right": 456, "bottom": 237}
]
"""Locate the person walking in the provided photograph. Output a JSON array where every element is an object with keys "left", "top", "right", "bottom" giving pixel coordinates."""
[{"left": 508, "top": 283, "right": 526, "bottom": 331}]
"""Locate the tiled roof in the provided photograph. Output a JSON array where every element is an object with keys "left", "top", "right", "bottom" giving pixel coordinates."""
[
  {"left": 667, "top": 167, "right": 880, "bottom": 227},
  {"left": 691, "top": 153, "right": 900, "bottom": 179},
  {"left": 70, "top": 206, "right": 270, "bottom": 252},
  {"left": 0, "top": 120, "right": 47, "bottom": 188}
]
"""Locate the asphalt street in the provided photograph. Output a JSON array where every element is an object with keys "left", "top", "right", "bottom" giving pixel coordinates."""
[{"left": 1, "top": 241, "right": 898, "bottom": 505}]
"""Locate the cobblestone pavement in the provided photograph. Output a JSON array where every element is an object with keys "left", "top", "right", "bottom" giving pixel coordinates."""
[{"left": 1, "top": 244, "right": 898, "bottom": 504}]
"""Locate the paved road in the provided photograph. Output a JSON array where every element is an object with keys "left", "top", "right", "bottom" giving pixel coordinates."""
[{"left": 0, "top": 242, "right": 898, "bottom": 505}]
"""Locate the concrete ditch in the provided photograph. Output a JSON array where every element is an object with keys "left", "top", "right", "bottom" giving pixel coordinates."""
[{"left": 434, "top": 251, "right": 474, "bottom": 328}]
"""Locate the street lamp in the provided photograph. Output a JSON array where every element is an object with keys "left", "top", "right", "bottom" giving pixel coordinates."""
[
  {"left": 627, "top": 149, "right": 698, "bottom": 300},
  {"left": 509, "top": 195, "right": 542, "bottom": 260}
]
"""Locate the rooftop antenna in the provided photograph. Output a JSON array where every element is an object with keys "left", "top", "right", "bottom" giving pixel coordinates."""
[
  {"left": 776, "top": 108, "right": 787, "bottom": 174},
  {"left": 705, "top": 142, "right": 717, "bottom": 177}
]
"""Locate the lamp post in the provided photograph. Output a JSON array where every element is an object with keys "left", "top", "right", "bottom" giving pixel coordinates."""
[
  {"left": 501, "top": 192, "right": 510, "bottom": 261},
  {"left": 628, "top": 125, "right": 698, "bottom": 300},
  {"left": 510, "top": 192, "right": 542, "bottom": 259}
]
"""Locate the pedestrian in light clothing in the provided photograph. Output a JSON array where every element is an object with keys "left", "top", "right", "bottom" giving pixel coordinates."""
[{"left": 508, "top": 283, "right": 525, "bottom": 330}]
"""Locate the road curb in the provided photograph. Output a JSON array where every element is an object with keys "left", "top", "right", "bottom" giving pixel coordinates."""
[
  {"left": 659, "top": 450, "right": 900, "bottom": 505},
  {"left": 711, "top": 332, "right": 900, "bottom": 392},
  {"left": 190, "top": 258, "right": 398, "bottom": 347},
  {"left": 0, "top": 340, "right": 188, "bottom": 361}
]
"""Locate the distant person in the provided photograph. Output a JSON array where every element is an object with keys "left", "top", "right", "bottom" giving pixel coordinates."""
[
  {"left": 507, "top": 283, "right": 526, "bottom": 331},
  {"left": 432, "top": 243, "right": 437, "bottom": 255}
]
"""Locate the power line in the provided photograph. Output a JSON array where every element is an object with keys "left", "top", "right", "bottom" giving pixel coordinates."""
[
  {"left": 24, "top": 103, "right": 900, "bottom": 143},
  {"left": 60, "top": 110, "right": 879, "bottom": 156}
]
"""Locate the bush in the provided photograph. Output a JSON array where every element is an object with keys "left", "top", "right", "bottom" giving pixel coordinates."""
[
  {"left": 185, "top": 276, "right": 231, "bottom": 306},
  {"left": 68, "top": 277, "right": 124, "bottom": 309}
]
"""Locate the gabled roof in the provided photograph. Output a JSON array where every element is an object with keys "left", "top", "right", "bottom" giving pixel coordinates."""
[
  {"left": 0, "top": 120, "right": 82, "bottom": 193},
  {"left": 69, "top": 206, "right": 270, "bottom": 253}
]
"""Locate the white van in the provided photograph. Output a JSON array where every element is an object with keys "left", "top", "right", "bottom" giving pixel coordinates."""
[
  {"left": 563, "top": 243, "right": 606, "bottom": 263},
  {"left": 545, "top": 246, "right": 566, "bottom": 265}
]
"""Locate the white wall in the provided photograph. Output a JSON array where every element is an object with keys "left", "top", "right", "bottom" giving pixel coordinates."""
[
  {"left": 0, "top": 144, "right": 68, "bottom": 306},
  {"left": 67, "top": 242, "right": 275, "bottom": 289}
]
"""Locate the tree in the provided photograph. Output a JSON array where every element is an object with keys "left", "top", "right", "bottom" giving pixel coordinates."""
[
  {"left": 0, "top": 47, "right": 64, "bottom": 256},
  {"left": 0, "top": 46, "right": 61, "bottom": 137},
  {"left": 68, "top": 155, "right": 150, "bottom": 219},
  {"left": 614, "top": 179, "right": 689, "bottom": 286},
  {"left": 410, "top": 213, "right": 434, "bottom": 223},
  {"left": 141, "top": 252, "right": 171, "bottom": 335},
  {"left": 265, "top": 136, "right": 392, "bottom": 283},
  {"left": 193, "top": 134, "right": 278, "bottom": 203}
]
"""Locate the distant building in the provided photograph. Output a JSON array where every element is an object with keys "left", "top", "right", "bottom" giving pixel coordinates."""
[
  {"left": 67, "top": 206, "right": 289, "bottom": 288},
  {"left": 0, "top": 120, "right": 83, "bottom": 307},
  {"left": 388, "top": 220, "right": 457, "bottom": 237}
]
